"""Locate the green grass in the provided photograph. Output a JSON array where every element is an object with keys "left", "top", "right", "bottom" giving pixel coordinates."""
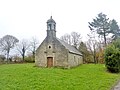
[{"left": 0, "top": 63, "right": 120, "bottom": 90}]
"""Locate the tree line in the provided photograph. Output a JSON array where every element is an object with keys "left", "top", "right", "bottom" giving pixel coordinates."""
[{"left": 0, "top": 35, "right": 39, "bottom": 63}]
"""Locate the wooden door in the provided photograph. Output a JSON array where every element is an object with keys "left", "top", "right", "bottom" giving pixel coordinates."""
[{"left": 47, "top": 57, "right": 53, "bottom": 67}]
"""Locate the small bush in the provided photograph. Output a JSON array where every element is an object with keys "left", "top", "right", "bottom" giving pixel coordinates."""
[
  {"left": 104, "top": 44, "right": 120, "bottom": 73},
  {"left": 24, "top": 56, "right": 35, "bottom": 63}
]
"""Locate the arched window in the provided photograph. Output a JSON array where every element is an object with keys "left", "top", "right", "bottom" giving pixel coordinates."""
[{"left": 49, "top": 24, "right": 51, "bottom": 30}]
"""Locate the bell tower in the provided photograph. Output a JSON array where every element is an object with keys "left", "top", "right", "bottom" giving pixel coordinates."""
[{"left": 47, "top": 16, "right": 56, "bottom": 38}]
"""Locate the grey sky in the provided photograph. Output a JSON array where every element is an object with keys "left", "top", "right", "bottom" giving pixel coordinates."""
[{"left": 0, "top": 0, "right": 120, "bottom": 42}]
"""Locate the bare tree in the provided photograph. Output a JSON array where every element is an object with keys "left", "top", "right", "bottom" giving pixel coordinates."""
[
  {"left": 71, "top": 32, "right": 81, "bottom": 48},
  {"left": 60, "top": 32, "right": 81, "bottom": 48},
  {"left": 60, "top": 34, "right": 71, "bottom": 45},
  {"left": 29, "top": 37, "right": 39, "bottom": 61},
  {"left": 87, "top": 30, "right": 98, "bottom": 64},
  {"left": 0, "top": 35, "right": 19, "bottom": 61},
  {"left": 79, "top": 41, "right": 90, "bottom": 63},
  {"left": 87, "top": 38, "right": 98, "bottom": 63},
  {"left": 17, "top": 39, "right": 29, "bottom": 61}
]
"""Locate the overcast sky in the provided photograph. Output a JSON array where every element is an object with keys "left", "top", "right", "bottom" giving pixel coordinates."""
[{"left": 0, "top": 0, "right": 120, "bottom": 43}]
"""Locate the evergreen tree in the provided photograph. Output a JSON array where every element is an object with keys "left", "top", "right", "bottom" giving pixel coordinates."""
[
  {"left": 88, "top": 13, "right": 111, "bottom": 46},
  {"left": 110, "top": 19, "right": 120, "bottom": 40}
]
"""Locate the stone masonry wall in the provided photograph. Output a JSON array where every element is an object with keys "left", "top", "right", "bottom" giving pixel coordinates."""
[
  {"left": 68, "top": 53, "right": 83, "bottom": 67},
  {"left": 35, "top": 39, "right": 47, "bottom": 67},
  {"left": 53, "top": 38, "right": 68, "bottom": 67}
]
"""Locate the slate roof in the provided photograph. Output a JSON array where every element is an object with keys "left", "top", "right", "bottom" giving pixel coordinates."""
[{"left": 57, "top": 38, "right": 82, "bottom": 56}]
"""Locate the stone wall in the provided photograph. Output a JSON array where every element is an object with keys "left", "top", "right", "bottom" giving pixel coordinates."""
[
  {"left": 35, "top": 39, "right": 47, "bottom": 67},
  {"left": 53, "top": 38, "right": 68, "bottom": 67},
  {"left": 35, "top": 37, "right": 68, "bottom": 67},
  {"left": 68, "top": 53, "right": 83, "bottom": 67}
]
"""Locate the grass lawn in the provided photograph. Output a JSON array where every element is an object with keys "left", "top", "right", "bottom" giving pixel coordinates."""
[{"left": 0, "top": 63, "right": 120, "bottom": 90}]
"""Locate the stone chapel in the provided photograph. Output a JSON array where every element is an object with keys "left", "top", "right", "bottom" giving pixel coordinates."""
[{"left": 35, "top": 16, "right": 83, "bottom": 68}]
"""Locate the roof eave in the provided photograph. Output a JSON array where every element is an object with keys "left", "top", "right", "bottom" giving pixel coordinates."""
[{"left": 69, "top": 51, "right": 82, "bottom": 56}]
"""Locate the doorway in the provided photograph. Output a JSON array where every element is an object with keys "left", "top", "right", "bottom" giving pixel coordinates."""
[{"left": 47, "top": 57, "right": 53, "bottom": 67}]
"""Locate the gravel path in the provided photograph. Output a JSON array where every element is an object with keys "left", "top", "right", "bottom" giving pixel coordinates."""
[{"left": 112, "top": 81, "right": 120, "bottom": 90}]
